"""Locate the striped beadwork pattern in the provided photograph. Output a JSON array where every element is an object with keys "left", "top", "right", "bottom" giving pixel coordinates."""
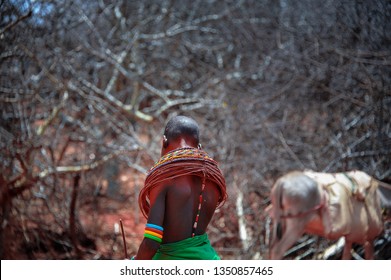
[
  {"left": 144, "top": 223, "right": 164, "bottom": 243},
  {"left": 147, "top": 147, "right": 216, "bottom": 175}
]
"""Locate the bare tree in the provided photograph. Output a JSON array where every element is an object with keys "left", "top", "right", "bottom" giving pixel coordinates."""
[{"left": 1, "top": 0, "right": 390, "bottom": 259}]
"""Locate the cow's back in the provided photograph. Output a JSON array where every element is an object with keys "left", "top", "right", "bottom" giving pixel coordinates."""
[{"left": 304, "top": 170, "right": 383, "bottom": 243}]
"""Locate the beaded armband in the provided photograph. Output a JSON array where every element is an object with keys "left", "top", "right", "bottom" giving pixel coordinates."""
[{"left": 144, "top": 223, "right": 164, "bottom": 243}]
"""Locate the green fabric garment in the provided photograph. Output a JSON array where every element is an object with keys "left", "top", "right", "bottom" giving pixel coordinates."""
[{"left": 152, "top": 233, "right": 220, "bottom": 260}]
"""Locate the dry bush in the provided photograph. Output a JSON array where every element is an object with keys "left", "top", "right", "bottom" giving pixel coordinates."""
[{"left": 1, "top": 0, "right": 390, "bottom": 259}]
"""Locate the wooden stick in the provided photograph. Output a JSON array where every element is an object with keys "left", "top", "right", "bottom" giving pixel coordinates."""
[{"left": 119, "top": 219, "right": 128, "bottom": 259}]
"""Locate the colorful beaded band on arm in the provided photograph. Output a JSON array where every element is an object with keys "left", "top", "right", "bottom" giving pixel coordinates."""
[
  {"left": 146, "top": 223, "right": 163, "bottom": 231},
  {"left": 144, "top": 223, "right": 164, "bottom": 243}
]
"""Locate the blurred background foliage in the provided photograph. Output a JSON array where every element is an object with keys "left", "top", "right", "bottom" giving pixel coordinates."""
[{"left": 1, "top": 0, "right": 390, "bottom": 259}]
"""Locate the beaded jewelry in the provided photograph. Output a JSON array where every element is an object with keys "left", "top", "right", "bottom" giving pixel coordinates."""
[
  {"left": 144, "top": 223, "right": 164, "bottom": 243},
  {"left": 192, "top": 172, "right": 206, "bottom": 237},
  {"left": 139, "top": 147, "right": 228, "bottom": 239}
]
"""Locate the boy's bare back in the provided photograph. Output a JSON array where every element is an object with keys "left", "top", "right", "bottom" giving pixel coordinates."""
[{"left": 163, "top": 176, "right": 220, "bottom": 242}]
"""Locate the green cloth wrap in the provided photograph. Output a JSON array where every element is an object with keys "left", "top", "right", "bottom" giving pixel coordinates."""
[{"left": 152, "top": 233, "right": 220, "bottom": 260}]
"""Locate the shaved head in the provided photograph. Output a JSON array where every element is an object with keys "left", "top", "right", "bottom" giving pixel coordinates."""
[{"left": 164, "top": 115, "right": 200, "bottom": 146}]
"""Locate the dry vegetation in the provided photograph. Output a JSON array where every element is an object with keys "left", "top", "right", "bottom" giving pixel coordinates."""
[{"left": 1, "top": 0, "right": 390, "bottom": 259}]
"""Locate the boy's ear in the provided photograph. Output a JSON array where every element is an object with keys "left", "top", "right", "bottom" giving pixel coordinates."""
[{"left": 162, "top": 135, "right": 168, "bottom": 148}]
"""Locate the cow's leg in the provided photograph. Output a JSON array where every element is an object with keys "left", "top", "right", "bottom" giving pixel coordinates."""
[
  {"left": 364, "top": 240, "right": 374, "bottom": 260},
  {"left": 342, "top": 240, "right": 352, "bottom": 260},
  {"left": 269, "top": 217, "right": 307, "bottom": 259}
]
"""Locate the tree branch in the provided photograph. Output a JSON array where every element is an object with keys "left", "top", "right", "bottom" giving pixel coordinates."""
[{"left": 0, "top": 10, "right": 32, "bottom": 35}]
